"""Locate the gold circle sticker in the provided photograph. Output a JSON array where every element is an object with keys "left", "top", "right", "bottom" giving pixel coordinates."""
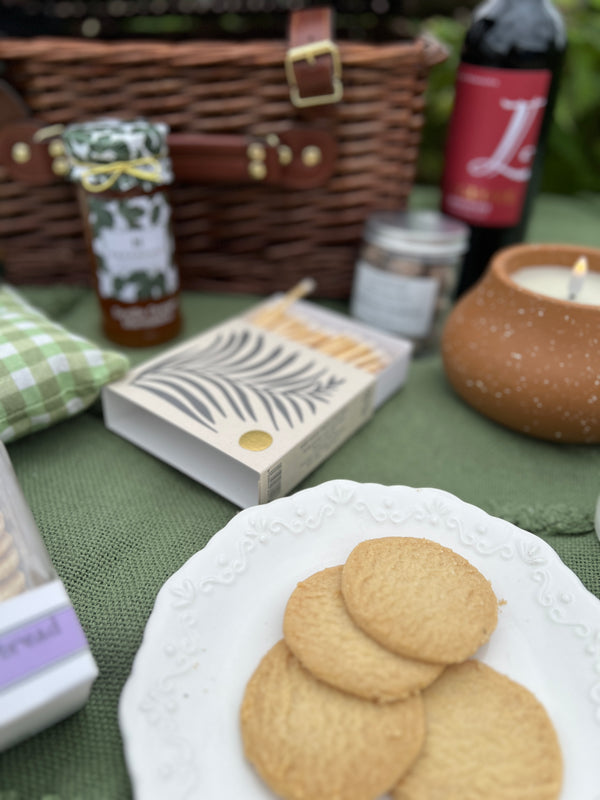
[{"left": 239, "top": 430, "right": 273, "bottom": 451}]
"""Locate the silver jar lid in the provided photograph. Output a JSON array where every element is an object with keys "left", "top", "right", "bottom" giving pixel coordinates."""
[{"left": 364, "top": 210, "right": 469, "bottom": 258}]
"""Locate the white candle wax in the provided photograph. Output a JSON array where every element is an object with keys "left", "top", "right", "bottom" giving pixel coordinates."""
[{"left": 511, "top": 265, "right": 600, "bottom": 305}]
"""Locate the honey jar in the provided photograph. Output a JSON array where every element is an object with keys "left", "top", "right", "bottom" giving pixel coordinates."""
[{"left": 63, "top": 118, "right": 181, "bottom": 347}]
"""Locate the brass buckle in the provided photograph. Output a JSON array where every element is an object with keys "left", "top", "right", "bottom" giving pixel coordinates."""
[{"left": 284, "top": 40, "right": 343, "bottom": 109}]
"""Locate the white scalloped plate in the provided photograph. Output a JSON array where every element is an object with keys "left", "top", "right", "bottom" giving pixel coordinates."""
[{"left": 119, "top": 481, "right": 600, "bottom": 800}]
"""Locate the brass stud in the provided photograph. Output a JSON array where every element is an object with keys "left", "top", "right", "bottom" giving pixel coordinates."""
[
  {"left": 266, "top": 134, "right": 280, "bottom": 147},
  {"left": 48, "top": 139, "right": 66, "bottom": 158},
  {"left": 247, "top": 142, "right": 266, "bottom": 162},
  {"left": 301, "top": 146, "right": 322, "bottom": 168},
  {"left": 277, "top": 145, "right": 293, "bottom": 166},
  {"left": 11, "top": 142, "right": 31, "bottom": 164},
  {"left": 51, "top": 156, "right": 70, "bottom": 177},
  {"left": 248, "top": 161, "right": 267, "bottom": 181}
]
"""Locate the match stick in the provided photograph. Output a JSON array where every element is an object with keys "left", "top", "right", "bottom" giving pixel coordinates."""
[
  {"left": 250, "top": 278, "right": 317, "bottom": 328},
  {"left": 249, "top": 278, "right": 389, "bottom": 374}
]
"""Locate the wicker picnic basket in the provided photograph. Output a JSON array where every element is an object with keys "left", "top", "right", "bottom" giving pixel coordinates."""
[{"left": 0, "top": 9, "right": 446, "bottom": 298}]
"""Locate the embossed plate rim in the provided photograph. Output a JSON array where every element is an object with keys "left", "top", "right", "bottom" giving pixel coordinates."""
[{"left": 119, "top": 480, "right": 600, "bottom": 800}]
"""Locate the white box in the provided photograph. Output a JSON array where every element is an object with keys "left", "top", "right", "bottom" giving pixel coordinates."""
[
  {"left": 0, "top": 443, "right": 98, "bottom": 752},
  {"left": 102, "top": 298, "right": 412, "bottom": 508}
]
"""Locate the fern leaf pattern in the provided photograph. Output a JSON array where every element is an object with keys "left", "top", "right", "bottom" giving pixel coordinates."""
[{"left": 131, "top": 327, "right": 346, "bottom": 432}]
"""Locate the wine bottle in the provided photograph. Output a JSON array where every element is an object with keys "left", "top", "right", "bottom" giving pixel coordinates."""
[{"left": 441, "top": 0, "right": 566, "bottom": 296}]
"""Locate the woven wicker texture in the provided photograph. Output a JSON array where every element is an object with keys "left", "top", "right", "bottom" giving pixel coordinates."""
[{"left": 0, "top": 35, "right": 445, "bottom": 297}]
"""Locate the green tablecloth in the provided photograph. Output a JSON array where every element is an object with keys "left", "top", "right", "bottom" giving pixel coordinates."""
[{"left": 1, "top": 192, "right": 600, "bottom": 799}]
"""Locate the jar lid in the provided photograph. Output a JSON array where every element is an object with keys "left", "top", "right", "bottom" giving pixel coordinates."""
[
  {"left": 62, "top": 117, "right": 173, "bottom": 192},
  {"left": 364, "top": 211, "right": 469, "bottom": 258}
]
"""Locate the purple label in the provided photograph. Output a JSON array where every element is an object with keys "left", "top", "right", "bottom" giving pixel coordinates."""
[{"left": 0, "top": 606, "right": 89, "bottom": 690}]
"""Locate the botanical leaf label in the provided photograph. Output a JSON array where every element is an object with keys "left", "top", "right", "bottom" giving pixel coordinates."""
[
  {"left": 88, "top": 194, "right": 178, "bottom": 302},
  {"left": 113, "top": 318, "right": 376, "bottom": 471}
]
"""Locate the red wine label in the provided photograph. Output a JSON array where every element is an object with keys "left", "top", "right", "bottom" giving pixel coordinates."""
[{"left": 442, "top": 64, "right": 551, "bottom": 227}]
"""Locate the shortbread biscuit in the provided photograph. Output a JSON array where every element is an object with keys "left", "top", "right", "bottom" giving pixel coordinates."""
[
  {"left": 241, "top": 639, "right": 425, "bottom": 800},
  {"left": 341, "top": 537, "right": 498, "bottom": 663},
  {"left": 392, "top": 660, "right": 563, "bottom": 800},
  {"left": 0, "top": 528, "right": 28, "bottom": 601},
  {"left": 283, "top": 565, "right": 444, "bottom": 702},
  {"left": 0, "top": 528, "right": 13, "bottom": 558},
  {"left": 0, "top": 568, "right": 26, "bottom": 601},
  {"left": 0, "top": 543, "right": 20, "bottom": 582}
]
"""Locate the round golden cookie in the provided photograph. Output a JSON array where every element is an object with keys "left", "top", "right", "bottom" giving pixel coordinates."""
[
  {"left": 0, "top": 528, "right": 14, "bottom": 559},
  {"left": 341, "top": 537, "right": 498, "bottom": 664},
  {"left": 0, "top": 569, "right": 26, "bottom": 601},
  {"left": 0, "top": 543, "right": 20, "bottom": 582},
  {"left": 241, "top": 639, "right": 426, "bottom": 800},
  {"left": 283, "top": 565, "right": 444, "bottom": 702},
  {"left": 392, "top": 660, "right": 563, "bottom": 800}
]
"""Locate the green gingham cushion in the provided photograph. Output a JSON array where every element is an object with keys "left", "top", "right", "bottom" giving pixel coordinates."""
[{"left": 0, "top": 285, "right": 129, "bottom": 442}]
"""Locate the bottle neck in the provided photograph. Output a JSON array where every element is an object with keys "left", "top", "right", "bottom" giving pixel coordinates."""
[{"left": 464, "top": 0, "right": 566, "bottom": 70}]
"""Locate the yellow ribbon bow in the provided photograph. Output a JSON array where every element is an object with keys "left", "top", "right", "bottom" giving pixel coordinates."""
[{"left": 75, "top": 156, "right": 164, "bottom": 193}]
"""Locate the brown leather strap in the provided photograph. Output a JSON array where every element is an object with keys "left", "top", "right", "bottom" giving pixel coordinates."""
[
  {"left": 285, "top": 7, "right": 342, "bottom": 109},
  {"left": 0, "top": 117, "right": 337, "bottom": 189},
  {"left": 0, "top": 119, "right": 61, "bottom": 186},
  {"left": 169, "top": 128, "right": 336, "bottom": 189},
  {"left": 0, "top": 79, "right": 30, "bottom": 129}
]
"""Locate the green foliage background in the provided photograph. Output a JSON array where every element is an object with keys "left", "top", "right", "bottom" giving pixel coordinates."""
[{"left": 417, "top": 0, "right": 600, "bottom": 194}]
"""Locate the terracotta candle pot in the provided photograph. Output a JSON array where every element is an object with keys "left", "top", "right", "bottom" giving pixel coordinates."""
[{"left": 441, "top": 243, "right": 600, "bottom": 443}]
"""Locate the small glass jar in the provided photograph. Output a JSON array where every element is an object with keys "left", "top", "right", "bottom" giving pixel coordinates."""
[
  {"left": 0, "top": 442, "right": 55, "bottom": 602},
  {"left": 62, "top": 118, "right": 181, "bottom": 347},
  {"left": 350, "top": 211, "right": 469, "bottom": 352}
]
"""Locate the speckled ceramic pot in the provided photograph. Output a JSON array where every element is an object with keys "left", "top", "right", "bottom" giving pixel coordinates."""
[{"left": 441, "top": 243, "right": 600, "bottom": 443}]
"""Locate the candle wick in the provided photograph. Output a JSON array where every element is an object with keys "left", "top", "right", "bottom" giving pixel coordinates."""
[{"left": 567, "top": 256, "right": 588, "bottom": 301}]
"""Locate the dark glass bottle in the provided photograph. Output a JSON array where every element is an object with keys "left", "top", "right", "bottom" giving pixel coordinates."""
[{"left": 441, "top": 0, "right": 566, "bottom": 296}]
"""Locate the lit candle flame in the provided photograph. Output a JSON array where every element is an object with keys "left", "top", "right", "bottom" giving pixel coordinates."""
[{"left": 567, "top": 256, "right": 588, "bottom": 301}]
